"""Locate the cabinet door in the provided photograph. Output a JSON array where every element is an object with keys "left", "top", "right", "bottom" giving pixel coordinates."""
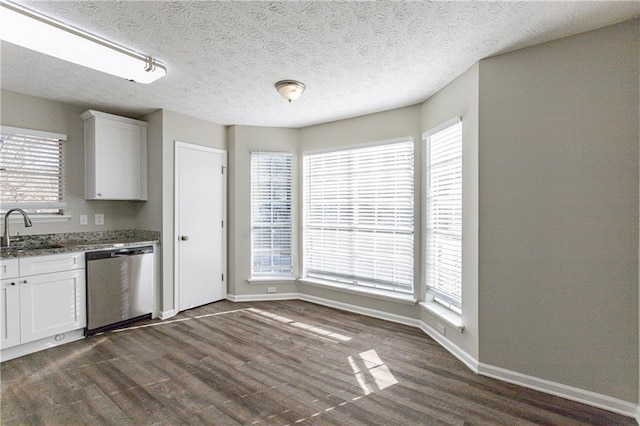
[
  {"left": 94, "top": 117, "right": 143, "bottom": 199},
  {"left": 20, "top": 270, "right": 86, "bottom": 343},
  {"left": 0, "top": 279, "right": 20, "bottom": 349}
]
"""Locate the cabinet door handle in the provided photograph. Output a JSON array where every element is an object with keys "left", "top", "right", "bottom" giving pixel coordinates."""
[
  {"left": 23, "top": 279, "right": 28, "bottom": 284},
  {"left": 10, "top": 282, "right": 16, "bottom": 286},
  {"left": 180, "top": 235, "right": 189, "bottom": 241}
]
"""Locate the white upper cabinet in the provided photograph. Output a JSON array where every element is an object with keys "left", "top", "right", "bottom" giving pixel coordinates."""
[{"left": 82, "top": 110, "right": 148, "bottom": 200}]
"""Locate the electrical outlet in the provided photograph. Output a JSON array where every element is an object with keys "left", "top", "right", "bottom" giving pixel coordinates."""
[
  {"left": 95, "top": 213, "right": 104, "bottom": 226},
  {"left": 79, "top": 214, "right": 88, "bottom": 225},
  {"left": 267, "top": 287, "right": 277, "bottom": 293},
  {"left": 437, "top": 322, "right": 446, "bottom": 336}
]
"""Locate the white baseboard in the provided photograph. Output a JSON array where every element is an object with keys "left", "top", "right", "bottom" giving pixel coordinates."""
[
  {"left": 418, "top": 321, "right": 478, "bottom": 373},
  {"left": 477, "top": 362, "right": 638, "bottom": 419},
  {"left": 417, "top": 319, "right": 636, "bottom": 418},
  {"left": 226, "top": 293, "right": 298, "bottom": 303},
  {"left": 298, "top": 293, "right": 419, "bottom": 328},
  {"left": 224, "top": 292, "right": 637, "bottom": 420},
  {"left": 159, "top": 309, "right": 177, "bottom": 320}
]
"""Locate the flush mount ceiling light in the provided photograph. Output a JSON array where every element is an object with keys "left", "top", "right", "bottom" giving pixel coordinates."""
[
  {"left": 275, "top": 80, "right": 306, "bottom": 103},
  {"left": 0, "top": 0, "right": 167, "bottom": 84}
]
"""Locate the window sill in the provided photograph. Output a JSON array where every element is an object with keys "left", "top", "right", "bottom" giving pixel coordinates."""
[
  {"left": 248, "top": 276, "right": 296, "bottom": 285},
  {"left": 419, "top": 301, "right": 465, "bottom": 333},
  {"left": 299, "top": 277, "right": 417, "bottom": 305},
  {"left": 5, "top": 214, "right": 71, "bottom": 224}
]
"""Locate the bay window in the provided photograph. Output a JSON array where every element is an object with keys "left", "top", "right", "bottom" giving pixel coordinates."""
[
  {"left": 303, "top": 139, "right": 414, "bottom": 294},
  {"left": 250, "top": 151, "right": 293, "bottom": 278},
  {"left": 425, "top": 119, "right": 463, "bottom": 313}
]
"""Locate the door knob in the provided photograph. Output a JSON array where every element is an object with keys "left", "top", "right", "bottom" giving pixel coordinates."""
[{"left": 180, "top": 235, "right": 189, "bottom": 241}]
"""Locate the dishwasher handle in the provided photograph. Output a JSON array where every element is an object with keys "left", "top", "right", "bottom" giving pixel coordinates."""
[
  {"left": 86, "top": 245, "right": 154, "bottom": 261},
  {"left": 114, "top": 248, "right": 152, "bottom": 257}
]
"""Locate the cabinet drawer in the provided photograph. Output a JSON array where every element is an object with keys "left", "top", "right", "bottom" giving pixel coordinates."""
[
  {"left": 1, "top": 259, "right": 19, "bottom": 279},
  {"left": 19, "top": 252, "right": 85, "bottom": 276}
]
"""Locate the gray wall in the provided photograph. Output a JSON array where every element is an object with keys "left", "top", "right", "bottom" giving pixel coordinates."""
[
  {"left": 227, "top": 125, "right": 300, "bottom": 297},
  {"left": 420, "top": 63, "right": 480, "bottom": 360},
  {"left": 0, "top": 90, "right": 143, "bottom": 234},
  {"left": 137, "top": 109, "right": 163, "bottom": 232},
  {"left": 477, "top": 20, "right": 639, "bottom": 401}
]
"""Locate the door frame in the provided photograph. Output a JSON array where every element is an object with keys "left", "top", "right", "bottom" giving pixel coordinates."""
[{"left": 174, "top": 140, "right": 227, "bottom": 312}]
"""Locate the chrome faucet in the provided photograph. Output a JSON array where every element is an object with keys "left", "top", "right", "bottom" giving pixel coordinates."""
[{"left": 2, "top": 208, "right": 33, "bottom": 247}]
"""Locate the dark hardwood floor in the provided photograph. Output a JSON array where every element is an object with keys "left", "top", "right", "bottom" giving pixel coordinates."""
[{"left": 1, "top": 300, "right": 635, "bottom": 425}]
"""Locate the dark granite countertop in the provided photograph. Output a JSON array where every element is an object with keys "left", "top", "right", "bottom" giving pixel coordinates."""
[{"left": 0, "top": 230, "right": 160, "bottom": 259}]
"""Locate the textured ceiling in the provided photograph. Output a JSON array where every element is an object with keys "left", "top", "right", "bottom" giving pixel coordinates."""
[{"left": 1, "top": 1, "right": 639, "bottom": 128}]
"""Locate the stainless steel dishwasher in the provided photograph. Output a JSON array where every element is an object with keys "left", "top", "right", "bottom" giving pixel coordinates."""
[{"left": 85, "top": 245, "right": 155, "bottom": 335}]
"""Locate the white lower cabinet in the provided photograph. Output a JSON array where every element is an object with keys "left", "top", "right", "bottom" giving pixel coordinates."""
[
  {"left": 0, "top": 253, "right": 86, "bottom": 353},
  {"left": 19, "top": 269, "right": 86, "bottom": 344}
]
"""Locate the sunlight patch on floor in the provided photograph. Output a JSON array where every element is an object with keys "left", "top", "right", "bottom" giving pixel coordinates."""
[
  {"left": 348, "top": 355, "right": 373, "bottom": 395},
  {"left": 194, "top": 308, "right": 252, "bottom": 319},
  {"left": 348, "top": 349, "right": 398, "bottom": 395},
  {"left": 20, "top": 336, "right": 110, "bottom": 376},
  {"left": 108, "top": 307, "right": 352, "bottom": 344},
  {"left": 247, "top": 308, "right": 352, "bottom": 342}
]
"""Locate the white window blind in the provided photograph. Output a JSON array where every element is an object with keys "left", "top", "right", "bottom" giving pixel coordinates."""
[
  {"left": 251, "top": 152, "right": 293, "bottom": 277},
  {"left": 0, "top": 126, "right": 66, "bottom": 213},
  {"left": 425, "top": 120, "right": 463, "bottom": 312},
  {"left": 303, "top": 139, "right": 414, "bottom": 293}
]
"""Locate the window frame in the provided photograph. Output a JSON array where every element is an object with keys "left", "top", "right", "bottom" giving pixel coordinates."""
[
  {"left": 424, "top": 117, "right": 463, "bottom": 315},
  {"left": 0, "top": 125, "right": 67, "bottom": 216},
  {"left": 250, "top": 151, "right": 294, "bottom": 280},
  {"left": 302, "top": 137, "right": 415, "bottom": 296}
]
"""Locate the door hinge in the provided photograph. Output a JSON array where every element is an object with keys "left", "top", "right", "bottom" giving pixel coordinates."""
[
  {"left": 221, "top": 166, "right": 225, "bottom": 174},
  {"left": 221, "top": 220, "right": 224, "bottom": 227},
  {"left": 221, "top": 273, "right": 224, "bottom": 281}
]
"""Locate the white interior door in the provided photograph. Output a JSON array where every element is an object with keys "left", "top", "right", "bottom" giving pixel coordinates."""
[{"left": 175, "top": 142, "right": 227, "bottom": 311}]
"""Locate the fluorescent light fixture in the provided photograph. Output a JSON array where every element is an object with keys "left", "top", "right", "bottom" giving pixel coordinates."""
[{"left": 0, "top": 0, "right": 166, "bottom": 83}]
